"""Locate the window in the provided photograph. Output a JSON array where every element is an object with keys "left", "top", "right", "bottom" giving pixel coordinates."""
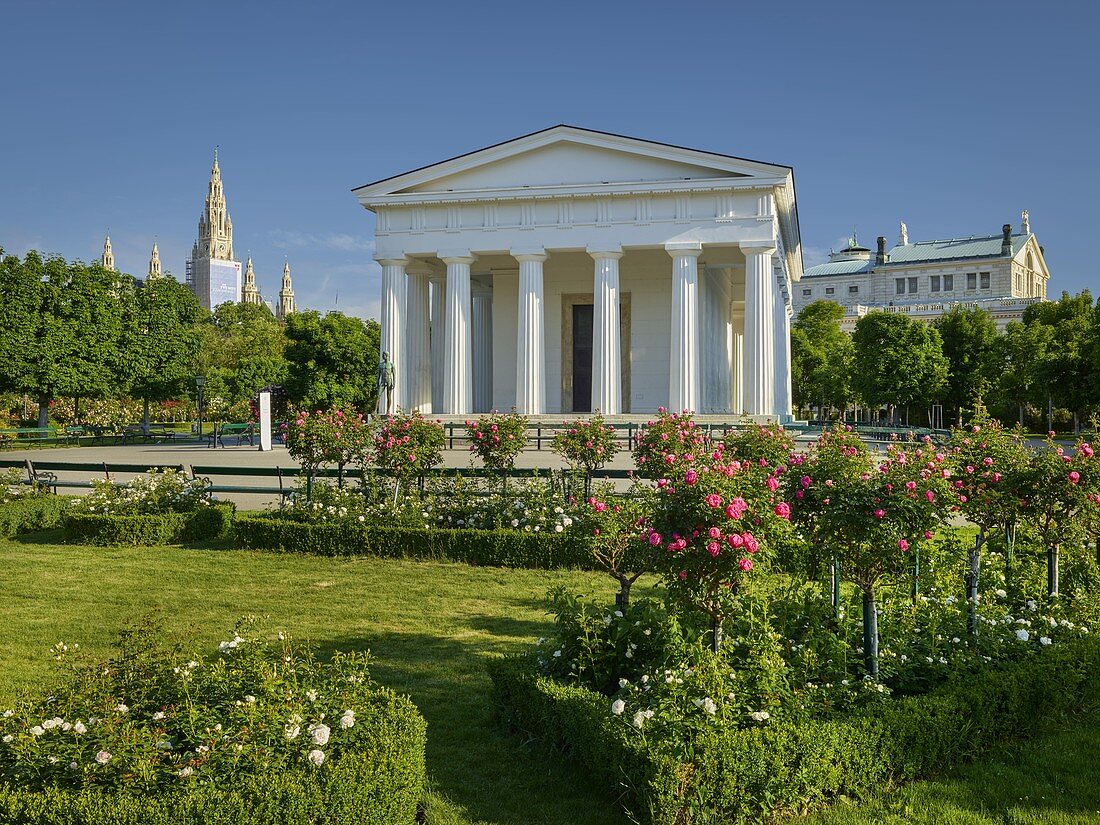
[
  {"left": 967, "top": 272, "right": 977, "bottom": 290},
  {"left": 931, "top": 275, "right": 941, "bottom": 292},
  {"left": 849, "top": 285, "right": 859, "bottom": 294},
  {"left": 980, "top": 272, "right": 990, "bottom": 289},
  {"left": 944, "top": 274, "right": 954, "bottom": 291},
  {"left": 825, "top": 287, "right": 834, "bottom": 295},
  {"left": 802, "top": 288, "right": 811, "bottom": 297},
  {"left": 908, "top": 277, "right": 918, "bottom": 294},
  {"left": 896, "top": 278, "right": 905, "bottom": 295}
]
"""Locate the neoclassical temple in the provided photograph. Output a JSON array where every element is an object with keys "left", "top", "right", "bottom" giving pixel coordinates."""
[{"left": 353, "top": 126, "right": 802, "bottom": 419}]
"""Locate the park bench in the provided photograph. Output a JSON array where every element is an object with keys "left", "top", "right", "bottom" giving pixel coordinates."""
[
  {"left": 188, "top": 464, "right": 294, "bottom": 499},
  {"left": 211, "top": 423, "right": 256, "bottom": 448}
]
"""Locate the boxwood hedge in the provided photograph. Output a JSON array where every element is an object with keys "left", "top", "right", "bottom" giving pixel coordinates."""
[
  {"left": 62, "top": 504, "right": 235, "bottom": 546},
  {"left": 489, "top": 636, "right": 1100, "bottom": 824},
  {"left": 234, "top": 513, "right": 599, "bottom": 570},
  {"left": 0, "top": 496, "right": 70, "bottom": 538}
]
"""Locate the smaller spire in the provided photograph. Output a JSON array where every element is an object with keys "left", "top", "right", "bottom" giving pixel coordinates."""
[
  {"left": 101, "top": 233, "right": 116, "bottom": 271},
  {"left": 277, "top": 260, "right": 296, "bottom": 319},
  {"left": 899, "top": 221, "right": 909, "bottom": 245},
  {"left": 148, "top": 240, "right": 162, "bottom": 279}
]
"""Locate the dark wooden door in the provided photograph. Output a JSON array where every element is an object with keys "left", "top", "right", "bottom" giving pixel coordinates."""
[{"left": 572, "top": 304, "right": 593, "bottom": 412}]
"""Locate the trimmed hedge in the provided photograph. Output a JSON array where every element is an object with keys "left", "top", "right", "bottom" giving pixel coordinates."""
[
  {"left": 0, "top": 692, "right": 427, "bottom": 825},
  {"left": 62, "top": 504, "right": 235, "bottom": 546},
  {"left": 489, "top": 637, "right": 1100, "bottom": 824},
  {"left": 235, "top": 513, "right": 599, "bottom": 570},
  {"left": 0, "top": 496, "right": 70, "bottom": 537}
]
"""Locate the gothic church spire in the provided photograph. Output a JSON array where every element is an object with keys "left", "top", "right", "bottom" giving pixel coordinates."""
[
  {"left": 277, "top": 259, "right": 296, "bottom": 319},
  {"left": 101, "top": 234, "right": 116, "bottom": 271},
  {"left": 148, "top": 241, "right": 162, "bottom": 279}
]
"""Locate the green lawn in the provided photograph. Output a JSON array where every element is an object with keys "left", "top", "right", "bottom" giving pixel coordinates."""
[{"left": 1, "top": 533, "right": 1099, "bottom": 824}]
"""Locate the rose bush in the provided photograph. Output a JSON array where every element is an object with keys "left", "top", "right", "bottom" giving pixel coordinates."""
[
  {"left": 466, "top": 411, "right": 528, "bottom": 472},
  {"left": 372, "top": 410, "right": 446, "bottom": 485},
  {"left": 632, "top": 408, "right": 711, "bottom": 479}
]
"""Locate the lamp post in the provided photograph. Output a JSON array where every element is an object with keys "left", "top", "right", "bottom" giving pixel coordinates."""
[{"left": 196, "top": 375, "right": 206, "bottom": 440}]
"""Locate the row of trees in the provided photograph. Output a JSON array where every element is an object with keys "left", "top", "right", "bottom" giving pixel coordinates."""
[
  {"left": 792, "top": 291, "right": 1100, "bottom": 430},
  {"left": 0, "top": 250, "right": 382, "bottom": 427}
]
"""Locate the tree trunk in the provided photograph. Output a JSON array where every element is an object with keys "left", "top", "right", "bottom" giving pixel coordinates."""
[
  {"left": 615, "top": 581, "right": 631, "bottom": 612},
  {"left": 1005, "top": 522, "right": 1016, "bottom": 576},
  {"left": 862, "top": 587, "right": 879, "bottom": 679},
  {"left": 142, "top": 398, "right": 151, "bottom": 434},
  {"left": 1018, "top": 405, "right": 1025, "bottom": 428},
  {"left": 710, "top": 617, "right": 724, "bottom": 653},
  {"left": 966, "top": 528, "right": 984, "bottom": 637},
  {"left": 37, "top": 394, "right": 50, "bottom": 428},
  {"left": 1048, "top": 543, "right": 1059, "bottom": 597},
  {"left": 74, "top": 396, "right": 80, "bottom": 422}
]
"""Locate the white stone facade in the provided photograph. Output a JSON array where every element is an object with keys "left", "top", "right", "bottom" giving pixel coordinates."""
[
  {"left": 354, "top": 126, "right": 802, "bottom": 419},
  {"left": 793, "top": 220, "right": 1051, "bottom": 330}
]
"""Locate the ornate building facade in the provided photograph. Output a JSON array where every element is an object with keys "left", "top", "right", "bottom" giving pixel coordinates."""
[
  {"left": 794, "top": 214, "right": 1050, "bottom": 331},
  {"left": 277, "top": 261, "right": 296, "bottom": 319},
  {"left": 187, "top": 151, "right": 242, "bottom": 310}
]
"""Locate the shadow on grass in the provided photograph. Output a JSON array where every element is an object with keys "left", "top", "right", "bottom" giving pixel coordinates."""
[
  {"left": 10, "top": 527, "right": 65, "bottom": 545},
  {"left": 314, "top": 629, "right": 629, "bottom": 825}
]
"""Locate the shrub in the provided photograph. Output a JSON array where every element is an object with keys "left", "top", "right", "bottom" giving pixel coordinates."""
[
  {"left": 551, "top": 415, "right": 618, "bottom": 494},
  {"left": 0, "top": 621, "right": 426, "bottom": 825},
  {"left": 721, "top": 422, "right": 796, "bottom": 467},
  {"left": 285, "top": 406, "right": 373, "bottom": 480},
  {"left": 69, "top": 469, "right": 212, "bottom": 517},
  {"left": 490, "top": 634, "right": 1100, "bottom": 825},
  {"left": 465, "top": 411, "right": 528, "bottom": 471},
  {"left": 62, "top": 504, "right": 234, "bottom": 546},
  {"left": 632, "top": 408, "right": 711, "bottom": 479},
  {"left": 234, "top": 514, "right": 594, "bottom": 569},
  {"left": 0, "top": 496, "right": 70, "bottom": 537},
  {"left": 372, "top": 411, "right": 446, "bottom": 482}
]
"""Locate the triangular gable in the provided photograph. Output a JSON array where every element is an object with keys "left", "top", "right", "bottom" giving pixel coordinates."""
[
  {"left": 352, "top": 125, "right": 792, "bottom": 197},
  {"left": 1014, "top": 235, "right": 1051, "bottom": 281}
]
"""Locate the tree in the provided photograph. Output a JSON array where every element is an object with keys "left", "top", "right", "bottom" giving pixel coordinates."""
[
  {"left": 790, "top": 301, "right": 854, "bottom": 419},
  {"left": 284, "top": 311, "right": 379, "bottom": 411},
  {"left": 935, "top": 305, "right": 999, "bottom": 425},
  {"left": 1022, "top": 291, "right": 1096, "bottom": 432},
  {"left": 851, "top": 312, "right": 948, "bottom": 424},
  {"left": 124, "top": 276, "right": 204, "bottom": 430},
  {"left": 196, "top": 302, "right": 289, "bottom": 407},
  {"left": 0, "top": 252, "right": 128, "bottom": 427},
  {"left": 992, "top": 320, "right": 1053, "bottom": 427}
]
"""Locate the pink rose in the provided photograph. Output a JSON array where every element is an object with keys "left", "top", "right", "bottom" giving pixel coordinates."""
[
  {"left": 874, "top": 509, "right": 885, "bottom": 519},
  {"left": 766, "top": 476, "right": 779, "bottom": 492},
  {"left": 925, "top": 490, "right": 935, "bottom": 502},
  {"left": 707, "top": 541, "right": 720, "bottom": 557},
  {"left": 738, "top": 558, "right": 754, "bottom": 572},
  {"left": 648, "top": 532, "right": 662, "bottom": 547},
  {"left": 684, "top": 470, "right": 698, "bottom": 486},
  {"left": 1069, "top": 471, "right": 1080, "bottom": 484},
  {"left": 705, "top": 494, "right": 722, "bottom": 508},
  {"left": 726, "top": 533, "right": 744, "bottom": 549},
  {"left": 742, "top": 533, "right": 759, "bottom": 553},
  {"left": 924, "top": 530, "right": 934, "bottom": 539},
  {"left": 898, "top": 539, "right": 909, "bottom": 551},
  {"left": 707, "top": 526, "right": 721, "bottom": 539},
  {"left": 774, "top": 502, "right": 791, "bottom": 519}
]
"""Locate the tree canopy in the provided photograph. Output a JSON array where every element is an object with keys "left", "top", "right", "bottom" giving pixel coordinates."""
[
  {"left": 851, "top": 312, "right": 949, "bottom": 420},
  {"left": 790, "top": 300, "right": 854, "bottom": 417},
  {"left": 284, "top": 311, "right": 380, "bottom": 412}
]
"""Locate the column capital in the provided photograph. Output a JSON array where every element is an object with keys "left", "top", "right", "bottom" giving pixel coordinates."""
[
  {"left": 512, "top": 248, "right": 548, "bottom": 263},
  {"left": 440, "top": 252, "right": 476, "bottom": 266},
  {"left": 739, "top": 241, "right": 776, "bottom": 256},
  {"left": 376, "top": 257, "right": 409, "bottom": 268},
  {"left": 665, "top": 242, "right": 703, "bottom": 258},
  {"left": 587, "top": 246, "right": 623, "bottom": 260}
]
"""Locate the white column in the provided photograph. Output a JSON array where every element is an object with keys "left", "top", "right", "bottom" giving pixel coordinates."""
[
  {"left": 666, "top": 243, "right": 703, "bottom": 413},
  {"left": 774, "top": 288, "right": 793, "bottom": 420},
  {"left": 742, "top": 243, "right": 776, "bottom": 416},
  {"left": 731, "top": 303, "right": 745, "bottom": 414},
  {"left": 405, "top": 270, "right": 432, "bottom": 413},
  {"left": 514, "top": 251, "right": 547, "bottom": 415},
  {"left": 589, "top": 249, "right": 623, "bottom": 415},
  {"left": 378, "top": 258, "right": 408, "bottom": 410},
  {"left": 430, "top": 279, "right": 445, "bottom": 413},
  {"left": 442, "top": 254, "right": 474, "bottom": 415},
  {"left": 472, "top": 286, "right": 494, "bottom": 413}
]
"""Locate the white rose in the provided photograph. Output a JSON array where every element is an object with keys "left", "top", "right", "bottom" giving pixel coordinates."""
[
  {"left": 1040, "top": 637, "right": 1052, "bottom": 646},
  {"left": 178, "top": 766, "right": 193, "bottom": 778},
  {"left": 610, "top": 699, "right": 626, "bottom": 715},
  {"left": 30, "top": 726, "right": 44, "bottom": 737},
  {"left": 309, "top": 723, "right": 330, "bottom": 746},
  {"left": 1015, "top": 629, "right": 1030, "bottom": 642},
  {"left": 285, "top": 724, "right": 301, "bottom": 740},
  {"left": 339, "top": 710, "right": 355, "bottom": 729},
  {"left": 307, "top": 749, "right": 325, "bottom": 766}
]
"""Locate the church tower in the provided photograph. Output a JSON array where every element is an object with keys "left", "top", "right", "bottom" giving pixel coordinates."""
[
  {"left": 241, "top": 256, "right": 262, "bottom": 305},
  {"left": 147, "top": 241, "right": 162, "bottom": 279},
  {"left": 277, "top": 260, "right": 296, "bottom": 319},
  {"left": 187, "top": 148, "right": 242, "bottom": 310},
  {"left": 100, "top": 234, "right": 116, "bottom": 271}
]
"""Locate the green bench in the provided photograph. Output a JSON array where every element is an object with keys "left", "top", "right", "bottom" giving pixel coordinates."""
[{"left": 210, "top": 423, "right": 256, "bottom": 448}]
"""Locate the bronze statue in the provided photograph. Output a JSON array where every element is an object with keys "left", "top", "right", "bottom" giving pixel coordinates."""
[{"left": 377, "top": 351, "right": 396, "bottom": 416}]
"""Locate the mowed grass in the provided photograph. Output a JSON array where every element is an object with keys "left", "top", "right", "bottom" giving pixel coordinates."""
[
  {"left": 0, "top": 532, "right": 631, "bottom": 825},
  {"left": 2, "top": 533, "right": 1099, "bottom": 825}
]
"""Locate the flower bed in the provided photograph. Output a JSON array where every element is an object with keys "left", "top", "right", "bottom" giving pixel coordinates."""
[
  {"left": 61, "top": 468, "right": 234, "bottom": 546},
  {"left": 490, "top": 634, "right": 1100, "bottom": 824},
  {"left": 0, "top": 623, "right": 426, "bottom": 825}
]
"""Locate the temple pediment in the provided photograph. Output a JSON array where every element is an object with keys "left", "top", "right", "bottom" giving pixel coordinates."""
[{"left": 353, "top": 125, "right": 791, "bottom": 199}]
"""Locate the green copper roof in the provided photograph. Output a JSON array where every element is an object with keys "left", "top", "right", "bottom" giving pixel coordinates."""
[
  {"left": 885, "top": 233, "right": 1030, "bottom": 264},
  {"left": 803, "top": 259, "right": 874, "bottom": 278}
]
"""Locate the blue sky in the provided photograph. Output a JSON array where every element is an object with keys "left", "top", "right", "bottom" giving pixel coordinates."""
[{"left": 2, "top": 0, "right": 1096, "bottom": 320}]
